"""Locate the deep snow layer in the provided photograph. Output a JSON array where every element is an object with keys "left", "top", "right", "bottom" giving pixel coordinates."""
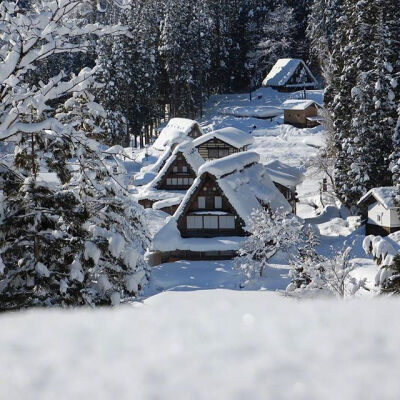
[{"left": 2, "top": 290, "right": 400, "bottom": 400}]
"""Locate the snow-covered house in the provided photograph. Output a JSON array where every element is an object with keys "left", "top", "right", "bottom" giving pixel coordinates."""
[
  {"left": 153, "top": 118, "right": 203, "bottom": 151},
  {"left": 262, "top": 59, "right": 319, "bottom": 92},
  {"left": 134, "top": 141, "right": 204, "bottom": 215},
  {"left": 149, "top": 152, "right": 291, "bottom": 265},
  {"left": 281, "top": 99, "right": 321, "bottom": 128},
  {"left": 358, "top": 187, "right": 400, "bottom": 236},
  {"left": 265, "top": 160, "right": 304, "bottom": 214},
  {"left": 193, "top": 127, "right": 254, "bottom": 160}
]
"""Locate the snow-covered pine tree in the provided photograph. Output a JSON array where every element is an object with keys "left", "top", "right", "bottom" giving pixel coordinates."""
[
  {"left": 0, "top": 1, "right": 149, "bottom": 309},
  {"left": 247, "top": 3, "right": 297, "bottom": 88},
  {"left": 234, "top": 208, "right": 304, "bottom": 286}
]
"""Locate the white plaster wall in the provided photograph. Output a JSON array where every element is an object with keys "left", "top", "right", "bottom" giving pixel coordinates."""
[{"left": 368, "top": 203, "right": 390, "bottom": 226}]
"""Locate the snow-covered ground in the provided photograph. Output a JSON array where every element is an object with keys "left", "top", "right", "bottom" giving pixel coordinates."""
[{"left": 2, "top": 290, "right": 400, "bottom": 400}]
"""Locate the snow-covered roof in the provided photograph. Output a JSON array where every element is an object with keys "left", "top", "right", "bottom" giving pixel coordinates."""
[
  {"left": 198, "top": 151, "right": 260, "bottom": 178},
  {"left": 152, "top": 153, "right": 291, "bottom": 252},
  {"left": 145, "top": 141, "right": 204, "bottom": 191},
  {"left": 264, "top": 160, "right": 305, "bottom": 189},
  {"left": 153, "top": 118, "right": 202, "bottom": 150},
  {"left": 193, "top": 127, "right": 254, "bottom": 149},
  {"left": 358, "top": 187, "right": 398, "bottom": 209},
  {"left": 262, "top": 58, "right": 318, "bottom": 88},
  {"left": 281, "top": 99, "right": 319, "bottom": 111},
  {"left": 105, "top": 145, "right": 125, "bottom": 155}
]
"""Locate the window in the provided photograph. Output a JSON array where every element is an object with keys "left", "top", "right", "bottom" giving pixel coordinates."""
[
  {"left": 219, "top": 216, "right": 235, "bottom": 229},
  {"left": 177, "top": 178, "right": 183, "bottom": 185},
  {"left": 208, "top": 148, "right": 230, "bottom": 159},
  {"left": 204, "top": 216, "right": 218, "bottom": 229},
  {"left": 198, "top": 196, "right": 206, "bottom": 208},
  {"left": 215, "top": 196, "right": 222, "bottom": 209},
  {"left": 167, "top": 178, "right": 172, "bottom": 185},
  {"left": 173, "top": 166, "right": 178, "bottom": 172},
  {"left": 182, "top": 166, "right": 188, "bottom": 173},
  {"left": 189, "top": 178, "right": 194, "bottom": 184},
  {"left": 187, "top": 216, "right": 203, "bottom": 229},
  {"left": 377, "top": 214, "right": 381, "bottom": 222},
  {"left": 172, "top": 178, "right": 177, "bottom": 185}
]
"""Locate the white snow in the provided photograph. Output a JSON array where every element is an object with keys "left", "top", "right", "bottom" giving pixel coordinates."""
[
  {"left": 281, "top": 99, "right": 319, "bottom": 111},
  {"left": 193, "top": 127, "right": 254, "bottom": 149},
  {"left": 262, "top": 58, "right": 318, "bottom": 88},
  {"left": 153, "top": 118, "right": 201, "bottom": 150},
  {"left": 358, "top": 186, "right": 397, "bottom": 209},
  {"left": 264, "top": 160, "right": 305, "bottom": 189},
  {"left": 2, "top": 290, "right": 400, "bottom": 399},
  {"left": 198, "top": 151, "right": 260, "bottom": 178}
]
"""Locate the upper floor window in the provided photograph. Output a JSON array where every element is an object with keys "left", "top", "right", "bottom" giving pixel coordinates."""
[
  {"left": 215, "top": 196, "right": 222, "bottom": 209},
  {"left": 198, "top": 196, "right": 206, "bottom": 208},
  {"left": 208, "top": 148, "right": 229, "bottom": 159}
]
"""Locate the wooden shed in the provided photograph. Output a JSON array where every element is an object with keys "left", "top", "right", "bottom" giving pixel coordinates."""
[
  {"left": 357, "top": 187, "right": 400, "bottom": 236},
  {"left": 281, "top": 99, "right": 321, "bottom": 128}
]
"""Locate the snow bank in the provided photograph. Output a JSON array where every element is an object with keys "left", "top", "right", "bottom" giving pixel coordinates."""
[
  {"left": 193, "top": 127, "right": 254, "bottom": 149},
  {"left": 2, "top": 290, "right": 400, "bottom": 400}
]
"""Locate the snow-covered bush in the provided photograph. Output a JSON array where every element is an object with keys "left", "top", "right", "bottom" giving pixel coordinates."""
[
  {"left": 234, "top": 208, "right": 304, "bottom": 286},
  {"left": 287, "top": 243, "right": 368, "bottom": 298}
]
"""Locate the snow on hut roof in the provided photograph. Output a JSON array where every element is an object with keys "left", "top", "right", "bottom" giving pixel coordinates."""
[
  {"left": 105, "top": 145, "right": 125, "bottom": 155},
  {"left": 264, "top": 160, "right": 305, "bottom": 189},
  {"left": 145, "top": 141, "right": 204, "bottom": 191},
  {"left": 193, "top": 127, "right": 254, "bottom": 149},
  {"left": 262, "top": 58, "right": 318, "bottom": 88},
  {"left": 281, "top": 99, "right": 319, "bottom": 111},
  {"left": 358, "top": 187, "right": 398, "bottom": 209},
  {"left": 153, "top": 118, "right": 202, "bottom": 150},
  {"left": 198, "top": 151, "right": 260, "bottom": 178},
  {"left": 152, "top": 153, "right": 291, "bottom": 252}
]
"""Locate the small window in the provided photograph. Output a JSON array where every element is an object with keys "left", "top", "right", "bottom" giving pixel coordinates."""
[
  {"left": 189, "top": 178, "right": 194, "bottom": 184},
  {"left": 219, "top": 216, "right": 235, "bottom": 229},
  {"left": 177, "top": 178, "right": 183, "bottom": 185},
  {"left": 198, "top": 196, "right": 206, "bottom": 208},
  {"left": 182, "top": 166, "right": 188, "bottom": 173},
  {"left": 377, "top": 214, "right": 381, "bottom": 222},
  {"left": 187, "top": 216, "right": 203, "bottom": 229},
  {"left": 204, "top": 216, "right": 218, "bottom": 229},
  {"left": 172, "top": 178, "right": 177, "bottom": 185},
  {"left": 173, "top": 166, "right": 178, "bottom": 173},
  {"left": 215, "top": 196, "right": 222, "bottom": 209},
  {"left": 183, "top": 178, "right": 189, "bottom": 185},
  {"left": 167, "top": 178, "right": 172, "bottom": 185}
]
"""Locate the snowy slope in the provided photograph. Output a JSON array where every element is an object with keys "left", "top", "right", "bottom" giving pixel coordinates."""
[{"left": 2, "top": 290, "right": 400, "bottom": 400}]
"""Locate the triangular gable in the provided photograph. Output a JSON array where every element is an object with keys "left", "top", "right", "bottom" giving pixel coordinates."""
[
  {"left": 176, "top": 172, "right": 246, "bottom": 234},
  {"left": 155, "top": 151, "right": 197, "bottom": 190}
]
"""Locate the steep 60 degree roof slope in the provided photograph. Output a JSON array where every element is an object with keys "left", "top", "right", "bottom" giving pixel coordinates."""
[
  {"left": 262, "top": 58, "right": 318, "bottom": 89},
  {"left": 153, "top": 118, "right": 202, "bottom": 151},
  {"left": 193, "top": 127, "right": 254, "bottom": 149}
]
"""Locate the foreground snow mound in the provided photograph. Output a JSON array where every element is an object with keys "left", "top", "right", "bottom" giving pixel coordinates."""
[{"left": 2, "top": 290, "right": 400, "bottom": 400}]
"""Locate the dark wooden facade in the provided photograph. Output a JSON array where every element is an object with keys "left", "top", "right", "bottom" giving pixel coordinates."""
[
  {"left": 284, "top": 104, "right": 319, "bottom": 128},
  {"left": 366, "top": 224, "right": 400, "bottom": 236},
  {"left": 196, "top": 138, "right": 245, "bottom": 160},
  {"left": 270, "top": 63, "right": 318, "bottom": 92},
  {"left": 156, "top": 151, "right": 196, "bottom": 191},
  {"left": 177, "top": 173, "right": 246, "bottom": 238},
  {"left": 274, "top": 182, "right": 297, "bottom": 214}
]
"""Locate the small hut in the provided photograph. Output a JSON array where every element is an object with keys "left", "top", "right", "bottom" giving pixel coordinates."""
[
  {"left": 281, "top": 99, "right": 321, "bottom": 128},
  {"left": 263, "top": 59, "right": 318, "bottom": 92},
  {"left": 357, "top": 187, "right": 400, "bottom": 236}
]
